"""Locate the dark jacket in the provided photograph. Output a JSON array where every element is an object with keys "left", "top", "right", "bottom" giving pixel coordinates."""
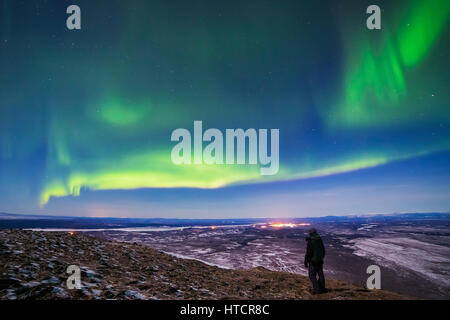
[{"left": 304, "top": 233, "right": 325, "bottom": 266}]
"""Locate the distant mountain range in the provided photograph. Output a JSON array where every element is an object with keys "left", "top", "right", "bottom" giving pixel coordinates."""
[{"left": 0, "top": 211, "right": 449, "bottom": 230}]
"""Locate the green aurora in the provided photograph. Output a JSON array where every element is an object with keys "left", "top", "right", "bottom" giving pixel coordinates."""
[{"left": 0, "top": 0, "right": 449, "bottom": 216}]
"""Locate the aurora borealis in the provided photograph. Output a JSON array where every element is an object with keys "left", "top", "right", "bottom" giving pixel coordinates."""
[{"left": 0, "top": 0, "right": 449, "bottom": 218}]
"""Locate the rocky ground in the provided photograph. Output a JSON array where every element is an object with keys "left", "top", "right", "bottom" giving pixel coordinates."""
[{"left": 0, "top": 229, "right": 410, "bottom": 300}]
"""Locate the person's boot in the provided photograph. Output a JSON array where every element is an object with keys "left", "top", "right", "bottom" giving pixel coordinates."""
[{"left": 309, "top": 288, "right": 320, "bottom": 295}]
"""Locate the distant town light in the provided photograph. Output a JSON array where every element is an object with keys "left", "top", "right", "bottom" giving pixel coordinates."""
[{"left": 268, "top": 223, "right": 311, "bottom": 228}]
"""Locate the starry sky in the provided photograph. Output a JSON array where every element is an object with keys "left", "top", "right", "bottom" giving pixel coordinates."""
[{"left": 0, "top": 0, "right": 449, "bottom": 218}]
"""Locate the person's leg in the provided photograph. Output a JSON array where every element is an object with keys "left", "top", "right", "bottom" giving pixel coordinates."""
[
  {"left": 308, "top": 264, "right": 320, "bottom": 294},
  {"left": 317, "top": 264, "right": 326, "bottom": 292}
]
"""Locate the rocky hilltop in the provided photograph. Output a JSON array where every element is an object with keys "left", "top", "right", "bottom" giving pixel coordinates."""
[{"left": 0, "top": 229, "right": 409, "bottom": 300}]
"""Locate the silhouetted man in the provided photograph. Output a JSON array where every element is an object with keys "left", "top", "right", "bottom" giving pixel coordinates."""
[{"left": 304, "top": 228, "right": 326, "bottom": 294}]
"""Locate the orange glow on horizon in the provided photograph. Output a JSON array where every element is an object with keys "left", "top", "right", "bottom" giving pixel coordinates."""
[{"left": 268, "top": 222, "right": 311, "bottom": 228}]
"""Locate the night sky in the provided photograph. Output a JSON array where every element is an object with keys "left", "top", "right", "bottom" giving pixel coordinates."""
[{"left": 1, "top": 0, "right": 449, "bottom": 218}]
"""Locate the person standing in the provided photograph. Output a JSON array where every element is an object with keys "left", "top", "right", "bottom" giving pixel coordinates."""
[{"left": 304, "top": 228, "right": 326, "bottom": 294}]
